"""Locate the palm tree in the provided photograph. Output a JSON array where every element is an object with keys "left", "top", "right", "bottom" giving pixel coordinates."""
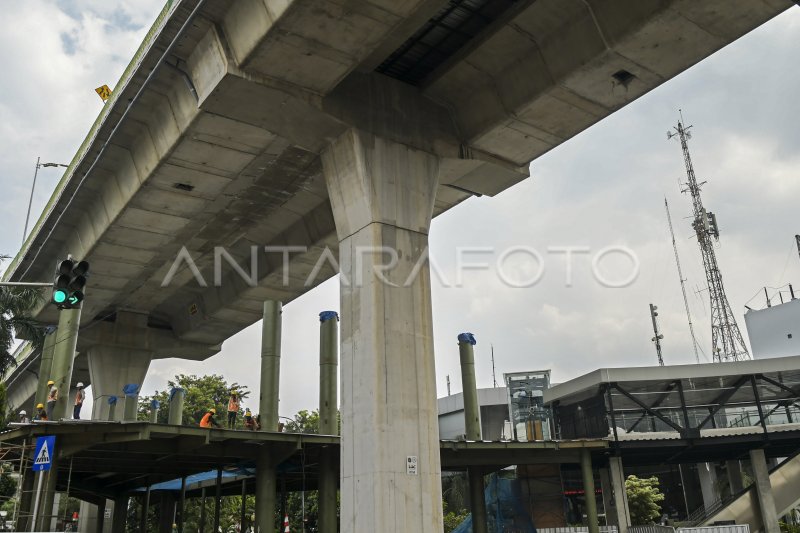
[{"left": 0, "top": 256, "right": 45, "bottom": 378}]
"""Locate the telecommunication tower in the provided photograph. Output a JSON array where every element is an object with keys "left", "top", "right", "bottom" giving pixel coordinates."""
[
  {"left": 668, "top": 120, "right": 750, "bottom": 362},
  {"left": 648, "top": 304, "right": 665, "bottom": 366}
]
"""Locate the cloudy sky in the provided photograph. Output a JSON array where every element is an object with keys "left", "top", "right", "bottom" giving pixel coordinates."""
[{"left": 2, "top": 2, "right": 799, "bottom": 418}]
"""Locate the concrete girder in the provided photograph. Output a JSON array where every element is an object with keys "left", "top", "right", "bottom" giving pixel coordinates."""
[{"left": 424, "top": 0, "right": 792, "bottom": 166}]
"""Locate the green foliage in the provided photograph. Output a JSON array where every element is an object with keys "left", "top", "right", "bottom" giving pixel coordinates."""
[
  {"left": 625, "top": 475, "right": 665, "bottom": 525},
  {"left": 443, "top": 500, "right": 470, "bottom": 532},
  {"left": 283, "top": 409, "right": 320, "bottom": 433},
  {"left": 0, "top": 255, "right": 45, "bottom": 378},
  {"left": 138, "top": 374, "right": 249, "bottom": 426},
  {"left": 780, "top": 521, "right": 800, "bottom": 533}
]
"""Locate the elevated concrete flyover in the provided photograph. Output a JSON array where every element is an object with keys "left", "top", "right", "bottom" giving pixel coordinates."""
[{"left": 2, "top": 0, "right": 794, "bottom": 531}]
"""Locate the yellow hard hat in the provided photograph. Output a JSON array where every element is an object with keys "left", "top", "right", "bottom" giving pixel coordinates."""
[
  {"left": 36, "top": 403, "right": 44, "bottom": 409},
  {"left": 47, "top": 380, "right": 55, "bottom": 386},
  {"left": 209, "top": 408, "right": 216, "bottom": 414}
]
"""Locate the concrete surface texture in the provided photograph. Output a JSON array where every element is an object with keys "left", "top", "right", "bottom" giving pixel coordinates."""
[
  {"left": 323, "top": 129, "right": 443, "bottom": 531},
  {"left": 0, "top": 1, "right": 794, "bottom": 531}
]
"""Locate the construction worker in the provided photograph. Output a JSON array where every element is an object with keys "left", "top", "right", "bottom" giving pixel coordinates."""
[
  {"left": 243, "top": 408, "right": 255, "bottom": 431},
  {"left": 73, "top": 382, "right": 85, "bottom": 419},
  {"left": 227, "top": 391, "right": 240, "bottom": 429},
  {"left": 46, "top": 380, "right": 58, "bottom": 420},
  {"left": 18, "top": 410, "right": 29, "bottom": 424},
  {"left": 199, "top": 408, "right": 220, "bottom": 428},
  {"left": 34, "top": 403, "right": 47, "bottom": 421}
]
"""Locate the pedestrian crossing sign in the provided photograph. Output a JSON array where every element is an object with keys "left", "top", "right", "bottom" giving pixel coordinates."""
[{"left": 32, "top": 436, "right": 56, "bottom": 472}]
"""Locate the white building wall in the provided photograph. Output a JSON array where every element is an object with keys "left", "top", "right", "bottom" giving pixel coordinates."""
[{"left": 744, "top": 298, "right": 800, "bottom": 359}]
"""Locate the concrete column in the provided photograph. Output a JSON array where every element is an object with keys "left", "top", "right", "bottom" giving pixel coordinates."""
[
  {"left": 39, "top": 457, "right": 59, "bottom": 531},
  {"left": 750, "top": 449, "right": 780, "bottom": 533},
  {"left": 51, "top": 307, "right": 82, "bottom": 420},
  {"left": 256, "top": 450, "right": 276, "bottom": 533},
  {"left": 168, "top": 388, "right": 185, "bottom": 425},
  {"left": 698, "top": 462, "right": 720, "bottom": 511},
  {"left": 600, "top": 457, "right": 631, "bottom": 533},
  {"left": 111, "top": 497, "right": 127, "bottom": 533},
  {"left": 322, "top": 129, "right": 443, "bottom": 533},
  {"left": 158, "top": 494, "right": 176, "bottom": 533},
  {"left": 260, "top": 300, "right": 281, "bottom": 430},
  {"left": 123, "top": 387, "right": 139, "bottom": 421},
  {"left": 149, "top": 399, "right": 160, "bottom": 423},
  {"left": 87, "top": 345, "right": 151, "bottom": 421},
  {"left": 255, "top": 301, "right": 281, "bottom": 533},
  {"left": 726, "top": 460, "right": 744, "bottom": 494},
  {"left": 318, "top": 311, "right": 339, "bottom": 533},
  {"left": 459, "top": 333, "right": 487, "bottom": 533},
  {"left": 33, "top": 331, "right": 57, "bottom": 411},
  {"left": 580, "top": 449, "right": 600, "bottom": 533}
]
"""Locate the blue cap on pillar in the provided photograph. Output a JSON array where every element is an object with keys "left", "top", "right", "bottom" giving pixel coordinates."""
[
  {"left": 151, "top": 399, "right": 161, "bottom": 409},
  {"left": 319, "top": 311, "right": 339, "bottom": 322},
  {"left": 457, "top": 332, "right": 477, "bottom": 345},
  {"left": 122, "top": 384, "right": 140, "bottom": 397},
  {"left": 108, "top": 396, "right": 118, "bottom": 405},
  {"left": 169, "top": 387, "right": 184, "bottom": 401}
]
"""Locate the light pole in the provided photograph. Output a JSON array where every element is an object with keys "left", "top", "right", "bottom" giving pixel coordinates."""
[{"left": 22, "top": 157, "right": 68, "bottom": 245}]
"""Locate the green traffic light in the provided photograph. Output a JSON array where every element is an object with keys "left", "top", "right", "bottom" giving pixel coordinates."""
[
  {"left": 53, "top": 289, "right": 68, "bottom": 304},
  {"left": 68, "top": 294, "right": 79, "bottom": 305}
]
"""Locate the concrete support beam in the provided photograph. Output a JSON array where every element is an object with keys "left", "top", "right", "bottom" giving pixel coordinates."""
[
  {"left": 51, "top": 308, "right": 82, "bottom": 420},
  {"left": 322, "top": 129, "right": 443, "bottom": 533},
  {"left": 111, "top": 497, "right": 127, "bottom": 533},
  {"left": 698, "top": 462, "right": 720, "bottom": 511},
  {"left": 260, "top": 300, "right": 281, "bottom": 430},
  {"left": 459, "top": 334, "right": 488, "bottom": 533},
  {"left": 85, "top": 311, "right": 154, "bottom": 420},
  {"left": 600, "top": 457, "right": 631, "bottom": 533},
  {"left": 88, "top": 345, "right": 152, "bottom": 421},
  {"left": 581, "top": 449, "right": 599, "bottom": 533},
  {"left": 750, "top": 449, "right": 780, "bottom": 533},
  {"left": 318, "top": 311, "right": 339, "bottom": 533},
  {"left": 727, "top": 460, "right": 745, "bottom": 494},
  {"left": 255, "top": 301, "right": 281, "bottom": 533},
  {"left": 168, "top": 388, "right": 185, "bottom": 425},
  {"left": 255, "top": 450, "right": 277, "bottom": 533}
]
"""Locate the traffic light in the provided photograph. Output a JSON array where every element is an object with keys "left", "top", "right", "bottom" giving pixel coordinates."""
[{"left": 52, "top": 258, "right": 89, "bottom": 309}]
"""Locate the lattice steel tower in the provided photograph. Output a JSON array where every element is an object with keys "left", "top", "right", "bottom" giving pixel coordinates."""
[{"left": 669, "top": 120, "right": 750, "bottom": 362}]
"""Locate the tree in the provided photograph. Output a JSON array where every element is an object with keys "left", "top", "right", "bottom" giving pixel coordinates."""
[
  {"left": 0, "top": 255, "right": 44, "bottom": 379},
  {"left": 443, "top": 500, "right": 471, "bottom": 533},
  {"left": 625, "top": 475, "right": 665, "bottom": 525},
  {"left": 137, "top": 374, "right": 249, "bottom": 426}
]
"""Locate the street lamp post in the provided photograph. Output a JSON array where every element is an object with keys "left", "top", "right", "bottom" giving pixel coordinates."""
[{"left": 22, "top": 157, "right": 68, "bottom": 245}]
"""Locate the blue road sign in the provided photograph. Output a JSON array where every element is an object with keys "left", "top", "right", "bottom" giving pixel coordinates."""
[{"left": 32, "top": 436, "right": 55, "bottom": 472}]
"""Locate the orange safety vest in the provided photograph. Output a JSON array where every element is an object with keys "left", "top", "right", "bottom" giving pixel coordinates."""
[
  {"left": 228, "top": 397, "right": 239, "bottom": 412},
  {"left": 200, "top": 412, "right": 215, "bottom": 428}
]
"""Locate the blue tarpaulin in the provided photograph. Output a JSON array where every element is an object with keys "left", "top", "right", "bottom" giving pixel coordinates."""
[{"left": 452, "top": 474, "right": 536, "bottom": 533}]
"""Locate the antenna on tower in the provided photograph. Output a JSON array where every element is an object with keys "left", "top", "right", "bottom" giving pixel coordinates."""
[
  {"left": 665, "top": 198, "right": 702, "bottom": 364},
  {"left": 490, "top": 344, "right": 498, "bottom": 388},
  {"left": 649, "top": 304, "right": 665, "bottom": 366},
  {"left": 795, "top": 235, "right": 800, "bottom": 262},
  {"left": 668, "top": 118, "right": 750, "bottom": 362}
]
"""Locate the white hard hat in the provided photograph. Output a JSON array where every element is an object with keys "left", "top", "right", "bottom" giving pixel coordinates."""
[
  {"left": 77, "top": 382, "right": 84, "bottom": 387},
  {"left": 19, "top": 410, "right": 27, "bottom": 415}
]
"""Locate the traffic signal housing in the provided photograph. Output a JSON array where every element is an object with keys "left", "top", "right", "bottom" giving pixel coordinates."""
[{"left": 52, "top": 259, "right": 89, "bottom": 309}]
